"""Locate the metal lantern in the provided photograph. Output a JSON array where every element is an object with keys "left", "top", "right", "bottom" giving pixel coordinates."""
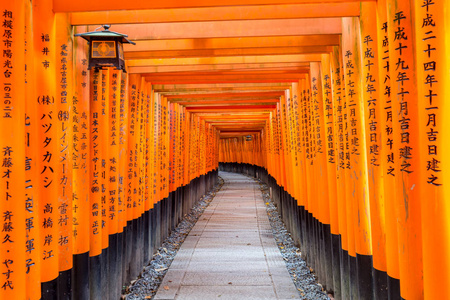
[{"left": 75, "top": 24, "right": 135, "bottom": 72}]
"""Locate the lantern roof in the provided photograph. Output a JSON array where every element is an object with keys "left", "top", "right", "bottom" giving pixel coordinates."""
[{"left": 75, "top": 25, "right": 135, "bottom": 45}]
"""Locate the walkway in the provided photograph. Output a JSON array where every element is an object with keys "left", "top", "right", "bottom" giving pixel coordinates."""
[{"left": 154, "top": 171, "right": 300, "bottom": 300}]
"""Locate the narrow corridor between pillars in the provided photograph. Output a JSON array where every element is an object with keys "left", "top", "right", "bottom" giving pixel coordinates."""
[{"left": 154, "top": 172, "right": 303, "bottom": 300}]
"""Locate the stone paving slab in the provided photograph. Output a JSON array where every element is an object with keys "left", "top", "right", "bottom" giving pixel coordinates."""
[
  {"left": 154, "top": 171, "right": 300, "bottom": 300},
  {"left": 181, "top": 271, "right": 273, "bottom": 286},
  {"left": 173, "top": 286, "right": 278, "bottom": 300}
]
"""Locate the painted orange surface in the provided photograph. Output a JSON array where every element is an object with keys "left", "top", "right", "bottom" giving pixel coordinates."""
[
  {"left": 89, "top": 70, "right": 104, "bottom": 256},
  {"left": 100, "top": 69, "right": 111, "bottom": 249},
  {"left": 310, "top": 62, "right": 330, "bottom": 224},
  {"left": 34, "top": 0, "right": 60, "bottom": 282},
  {"left": 72, "top": 25, "right": 91, "bottom": 253},
  {"left": 320, "top": 54, "right": 339, "bottom": 235},
  {"left": 0, "top": 2, "right": 26, "bottom": 299},
  {"left": 376, "top": 0, "right": 399, "bottom": 281},
  {"left": 55, "top": 12, "right": 74, "bottom": 272},
  {"left": 90, "top": 18, "right": 342, "bottom": 40},
  {"left": 70, "top": 3, "right": 359, "bottom": 25},
  {"left": 360, "top": 1, "right": 386, "bottom": 273},
  {"left": 414, "top": 0, "right": 450, "bottom": 298},
  {"left": 108, "top": 69, "right": 122, "bottom": 235},
  {"left": 125, "top": 46, "right": 333, "bottom": 61},
  {"left": 386, "top": 0, "right": 424, "bottom": 298},
  {"left": 24, "top": 0, "right": 42, "bottom": 297},
  {"left": 330, "top": 45, "right": 348, "bottom": 250},
  {"left": 342, "top": 17, "right": 372, "bottom": 257},
  {"left": 3, "top": 1, "right": 450, "bottom": 299},
  {"left": 124, "top": 35, "right": 339, "bottom": 52},
  {"left": 55, "top": 0, "right": 371, "bottom": 12}
]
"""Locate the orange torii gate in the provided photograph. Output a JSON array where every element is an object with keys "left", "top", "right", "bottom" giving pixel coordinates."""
[{"left": 1, "top": 0, "right": 450, "bottom": 300}]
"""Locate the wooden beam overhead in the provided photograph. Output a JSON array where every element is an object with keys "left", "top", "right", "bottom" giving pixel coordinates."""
[
  {"left": 70, "top": 3, "right": 359, "bottom": 25},
  {"left": 153, "top": 82, "right": 290, "bottom": 90},
  {"left": 213, "top": 122, "right": 267, "bottom": 124},
  {"left": 144, "top": 73, "right": 305, "bottom": 84},
  {"left": 195, "top": 113, "right": 271, "bottom": 118},
  {"left": 54, "top": 0, "right": 373, "bottom": 13},
  {"left": 219, "top": 131, "right": 264, "bottom": 136},
  {"left": 127, "top": 54, "right": 322, "bottom": 67},
  {"left": 155, "top": 70, "right": 305, "bottom": 77},
  {"left": 123, "top": 35, "right": 340, "bottom": 52},
  {"left": 213, "top": 126, "right": 267, "bottom": 129},
  {"left": 154, "top": 86, "right": 291, "bottom": 94},
  {"left": 210, "top": 117, "right": 269, "bottom": 120},
  {"left": 99, "top": 18, "right": 341, "bottom": 40},
  {"left": 124, "top": 46, "right": 332, "bottom": 60},
  {"left": 156, "top": 87, "right": 291, "bottom": 94},
  {"left": 180, "top": 100, "right": 279, "bottom": 106},
  {"left": 203, "top": 122, "right": 268, "bottom": 126},
  {"left": 171, "top": 97, "right": 280, "bottom": 104},
  {"left": 218, "top": 129, "right": 266, "bottom": 133},
  {"left": 219, "top": 128, "right": 265, "bottom": 131},
  {"left": 186, "top": 105, "right": 276, "bottom": 111},
  {"left": 128, "top": 63, "right": 310, "bottom": 74},
  {"left": 159, "top": 90, "right": 288, "bottom": 96},
  {"left": 166, "top": 91, "right": 283, "bottom": 100}
]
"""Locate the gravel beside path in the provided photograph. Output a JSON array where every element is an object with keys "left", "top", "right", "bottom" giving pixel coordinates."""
[{"left": 257, "top": 177, "right": 331, "bottom": 300}]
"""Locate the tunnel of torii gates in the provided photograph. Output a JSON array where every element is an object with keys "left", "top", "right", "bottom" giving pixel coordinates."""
[{"left": 0, "top": 0, "right": 449, "bottom": 299}]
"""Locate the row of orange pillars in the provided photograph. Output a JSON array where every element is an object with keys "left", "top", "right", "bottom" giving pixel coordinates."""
[{"left": 1, "top": 0, "right": 450, "bottom": 299}]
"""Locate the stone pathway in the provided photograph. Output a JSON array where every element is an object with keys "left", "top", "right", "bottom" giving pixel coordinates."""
[{"left": 154, "top": 171, "right": 300, "bottom": 300}]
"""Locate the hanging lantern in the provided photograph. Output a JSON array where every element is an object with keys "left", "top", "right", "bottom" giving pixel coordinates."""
[{"left": 75, "top": 24, "right": 135, "bottom": 72}]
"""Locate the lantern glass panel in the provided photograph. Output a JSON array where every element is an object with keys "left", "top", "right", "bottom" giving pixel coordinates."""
[
  {"left": 91, "top": 41, "right": 116, "bottom": 58},
  {"left": 118, "top": 42, "right": 124, "bottom": 60}
]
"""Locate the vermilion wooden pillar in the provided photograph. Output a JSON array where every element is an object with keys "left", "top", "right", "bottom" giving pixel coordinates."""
[
  {"left": 0, "top": 2, "right": 26, "bottom": 300},
  {"left": 144, "top": 83, "right": 152, "bottom": 213},
  {"left": 108, "top": 69, "right": 121, "bottom": 252},
  {"left": 118, "top": 72, "right": 129, "bottom": 286},
  {"left": 279, "top": 94, "right": 289, "bottom": 197},
  {"left": 414, "top": 0, "right": 450, "bottom": 298},
  {"left": 330, "top": 44, "right": 349, "bottom": 300},
  {"left": 72, "top": 25, "right": 91, "bottom": 300},
  {"left": 136, "top": 77, "right": 145, "bottom": 275},
  {"left": 342, "top": 17, "right": 373, "bottom": 300},
  {"left": 126, "top": 74, "right": 138, "bottom": 224},
  {"left": 138, "top": 77, "right": 146, "bottom": 219},
  {"left": 301, "top": 76, "right": 316, "bottom": 272},
  {"left": 376, "top": 0, "right": 401, "bottom": 298},
  {"left": 25, "top": 1, "right": 41, "bottom": 299},
  {"left": 100, "top": 69, "right": 111, "bottom": 260},
  {"left": 147, "top": 85, "right": 155, "bottom": 214},
  {"left": 292, "top": 82, "right": 307, "bottom": 210},
  {"left": 310, "top": 62, "right": 331, "bottom": 290},
  {"left": 89, "top": 69, "right": 103, "bottom": 299},
  {"left": 386, "top": 1, "right": 424, "bottom": 298},
  {"left": 321, "top": 53, "right": 341, "bottom": 298},
  {"left": 143, "top": 83, "right": 152, "bottom": 260},
  {"left": 108, "top": 69, "right": 121, "bottom": 299},
  {"left": 55, "top": 13, "right": 74, "bottom": 299},
  {"left": 126, "top": 74, "right": 140, "bottom": 281},
  {"left": 280, "top": 95, "right": 288, "bottom": 192},
  {"left": 33, "top": 0, "right": 60, "bottom": 297},
  {"left": 360, "top": 3, "right": 388, "bottom": 299},
  {"left": 162, "top": 96, "right": 170, "bottom": 202}
]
